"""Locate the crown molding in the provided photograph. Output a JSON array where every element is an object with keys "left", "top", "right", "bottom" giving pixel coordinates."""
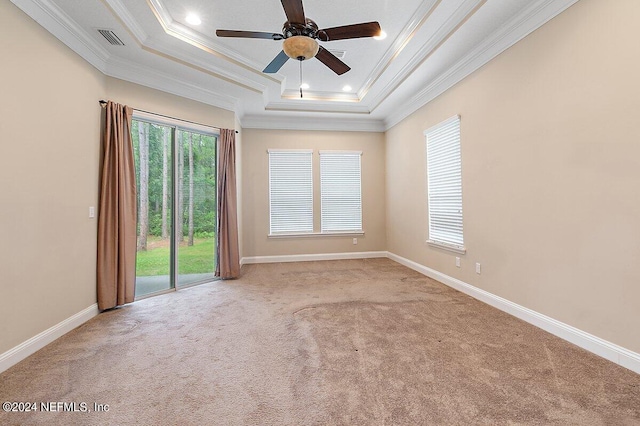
[
  {"left": 359, "top": 0, "right": 440, "bottom": 100},
  {"left": 241, "top": 115, "right": 385, "bottom": 133},
  {"left": 281, "top": 90, "right": 360, "bottom": 102},
  {"left": 142, "top": 37, "right": 267, "bottom": 94},
  {"left": 146, "top": 0, "right": 279, "bottom": 84},
  {"left": 265, "top": 101, "right": 371, "bottom": 114},
  {"left": 106, "top": 57, "right": 238, "bottom": 112},
  {"left": 368, "top": 0, "right": 486, "bottom": 112},
  {"left": 11, "top": 0, "right": 110, "bottom": 71},
  {"left": 99, "top": 0, "right": 272, "bottom": 93},
  {"left": 384, "top": 0, "right": 581, "bottom": 130}
]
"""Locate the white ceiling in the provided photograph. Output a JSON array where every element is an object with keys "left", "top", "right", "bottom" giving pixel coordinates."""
[{"left": 12, "top": 0, "right": 578, "bottom": 131}]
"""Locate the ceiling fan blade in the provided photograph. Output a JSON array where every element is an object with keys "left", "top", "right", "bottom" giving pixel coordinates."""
[
  {"left": 319, "top": 22, "right": 381, "bottom": 42},
  {"left": 316, "top": 46, "right": 350, "bottom": 75},
  {"left": 216, "top": 30, "right": 283, "bottom": 40},
  {"left": 263, "top": 50, "right": 290, "bottom": 73},
  {"left": 280, "top": 0, "right": 305, "bottom": 24}
]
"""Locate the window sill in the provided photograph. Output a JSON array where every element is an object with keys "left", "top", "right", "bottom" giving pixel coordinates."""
[
  {"left": 269, "top": 231, "right": 364, "bottom": 239},
  {"left": 427, "top": 239, "right": 466, "bottom": 254}
]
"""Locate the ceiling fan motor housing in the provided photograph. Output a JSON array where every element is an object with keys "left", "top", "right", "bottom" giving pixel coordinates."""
[{"left": 283, "top": 18, "right": 319, "bottom": 38}]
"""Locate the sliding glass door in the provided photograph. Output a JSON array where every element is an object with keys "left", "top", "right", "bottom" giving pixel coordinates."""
[
  {"left": 132, "top": 118, "right": 217, "bottom": 298},
  {"left": 176, "top": 130, "right": 217, "bottom": 287}
]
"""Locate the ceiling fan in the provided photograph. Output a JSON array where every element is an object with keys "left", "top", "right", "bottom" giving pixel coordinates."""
[{"left": 216, "top": 0, "right": 382, "bottom": 76}]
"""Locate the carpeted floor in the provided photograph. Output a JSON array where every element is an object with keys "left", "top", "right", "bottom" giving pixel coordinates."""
[{"left": 1, "top": 258, "right": 638, "bottom": 425}]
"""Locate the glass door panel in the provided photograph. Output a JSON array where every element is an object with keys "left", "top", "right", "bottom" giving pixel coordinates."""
[
  {"left": 132, "top": 121, "right": 173, "bottom": 297},
  {"left": 176, "top": 130, "right": 217, "bottom": 287}
]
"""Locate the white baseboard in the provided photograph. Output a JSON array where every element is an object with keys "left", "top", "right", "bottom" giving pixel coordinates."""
[
  {"left": 386, "top": 252, "right": 640, "bottom": 375},
  {"left": 241, "top": 251, "right": 388, "bottom": 265},
  {"left": 0, "top": 304, "right": 99, "bottom": 374}
]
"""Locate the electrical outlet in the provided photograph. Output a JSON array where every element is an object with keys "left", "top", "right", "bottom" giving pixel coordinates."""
[
  {"left": 455, "top": 257, "right": 461, "bottom": 268},
  {"left": 352, "top": 238, "right": 358, "bottom": 245},
  {"left": 475, "top": 263, "right": 481, "bottom": 274}
]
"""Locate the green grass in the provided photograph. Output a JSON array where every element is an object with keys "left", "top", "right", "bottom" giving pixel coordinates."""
[{"left": 135, "top": 237, "right": 215, "bottom": 276}]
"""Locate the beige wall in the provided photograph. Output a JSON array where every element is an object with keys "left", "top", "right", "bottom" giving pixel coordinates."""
[
  {"left": 241, "top": 129, "right": 386, "bottom": 257},
  {"left": 0, "top": 2, "right": 107, "bottom": 354},
  {"left": 386, "top": 0, "right": 640, "bottom": 353}
]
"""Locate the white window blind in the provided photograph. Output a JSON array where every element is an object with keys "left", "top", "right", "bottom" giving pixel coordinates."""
[
  {"left": 268, "top": 150, "right": 313, "bottom": 234},
  {"left": 320, "top": 151, "right": 362, "bottom": 232},
  {"left": 425, "top": 116, "right": 464, "bottom": 252}
]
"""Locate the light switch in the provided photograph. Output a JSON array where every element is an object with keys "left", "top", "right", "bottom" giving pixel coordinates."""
[{"left": 89, "top": 206, "right": 95, "bottom": 218}]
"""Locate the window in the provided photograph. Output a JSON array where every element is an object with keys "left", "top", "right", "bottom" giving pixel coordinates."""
[
  {"left": 268, "top": 150, "right": 313, "bottom": 234},
  {"left": 425, "top": 115, "right": 465, "bottom": 253},
  {"left": 320, "top": 151, "right": 363, "bottom": 233}
]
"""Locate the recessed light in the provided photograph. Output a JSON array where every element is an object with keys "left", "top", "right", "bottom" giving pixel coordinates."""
[
  {"left": 342, "top": 85, "right": 352, "bottom": 92},
  {"left": 186, "top": 13, "right": 201, "bottom": 26},
  {"left": 374, "top": 30, "right": 387, "bottom": 40},
  {"left": 300, "top": 83, "right": 310, "bottom": 89}
]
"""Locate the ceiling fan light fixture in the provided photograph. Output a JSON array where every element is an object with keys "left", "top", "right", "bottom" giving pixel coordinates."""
[{"left": 283, "top": 36, "right": 319, "bottom": 61}]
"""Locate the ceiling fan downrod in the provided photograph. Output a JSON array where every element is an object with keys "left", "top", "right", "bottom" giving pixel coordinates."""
[{"left": 299, "top": 59, "right": 303, "bottom": 98}]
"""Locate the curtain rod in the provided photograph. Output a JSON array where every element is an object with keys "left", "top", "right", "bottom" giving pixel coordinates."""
[{"left": 99, "top": 100, "right": 238, "bottom": 134}]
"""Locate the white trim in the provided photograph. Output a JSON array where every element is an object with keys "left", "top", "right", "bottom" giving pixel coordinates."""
[
  {"left": 427, "top": 240, "right": 467, "bottom": 254},
  {"left": 280, "top": 90, "right": 360, "bottom": 102},
  {"left": 319, "top": 150, "right": 363, "bottom": 156},
  {"left": 145, "top": 0, "right": 276, "bottom": 81},
  {"left": 267, "top": 149, "right": 313, "bottom": 154},
  {"left": 264, "top": 102, "right": 371, "bottom": 114},
  {"left": 241, "top": 251, "right": 387, "bottom": 265},
  {"left": 358, "top": 0, "right": 440, "bottom": 100},
  {"left": 142, "top": 37, "right": 267, "bottom": 94},
  {"left": 368, "top": 0, "right": 486, "bottom": 112},
  {"left": 240, "top": 115, "right": 386, "bottom": 133},
  {"left": 386, "top": 252, "right": 640, "bottom": 375},
  {"left": 106, "top": 57, "right": 238, "bottom": 112},
  {"left": 268, "top": 231, "right": 365, "bottom": 238},
  {"left": 0, "top": 304, "right": 99, "bottom": 374}
]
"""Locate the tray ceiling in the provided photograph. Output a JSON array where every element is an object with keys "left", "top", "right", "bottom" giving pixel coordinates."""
[{"left": 12, "top": 0, "right": 579, "bottom": 131}]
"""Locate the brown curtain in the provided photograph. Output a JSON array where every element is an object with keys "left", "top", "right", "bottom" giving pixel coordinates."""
[
  {"left": 97, "top": 101, "right": 137, "bottom": 310},
  {"left": 215, "top": 129, "right": 240, "bottom": 279}
]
